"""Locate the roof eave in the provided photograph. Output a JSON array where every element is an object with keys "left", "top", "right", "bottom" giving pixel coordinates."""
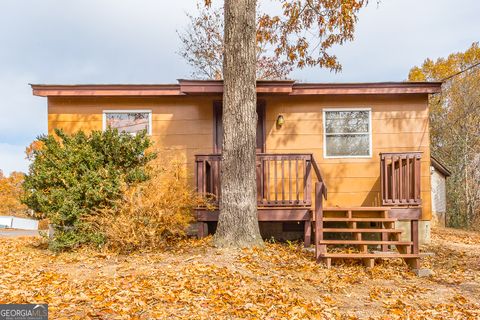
[
  {"left": 290, "top": 82, "right": 442, "bottom": 95},
  {"left": 30, "top": 84, "right": 183, "bottom": 97},
  {"left": 431, "top": 156, "right": 452, "bottom": 177},
  {"left": 30, "top": 81, "right": 442, "bottom": 97}
]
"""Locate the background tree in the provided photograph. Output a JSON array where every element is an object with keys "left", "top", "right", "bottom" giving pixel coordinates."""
[
  {"left": 0, "top": 170, "right": 29, "bottom": 217},
  {"left": 205, "top": 0, "right": 370, "bottom": 248},
  {"left": 178, "top": 2, "right": 292, "bottom": 80},
  {"left": 180, "top": 0, "right": 368, "bottom": 80},
  {"left": 409, "top": 42, "right": 480, "bottom": 230}
]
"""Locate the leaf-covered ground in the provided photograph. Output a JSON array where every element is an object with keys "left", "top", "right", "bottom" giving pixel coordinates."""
[{"left": 0, "top": 228, "right": 479, "bottom": 319}]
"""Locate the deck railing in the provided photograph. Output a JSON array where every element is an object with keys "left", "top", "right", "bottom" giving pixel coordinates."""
[
  {"left": 380, "top": 152, "right": 422, "bottom": 206},
  {"left": 195, "top": 153, "right": 326, "bottom": 208}
]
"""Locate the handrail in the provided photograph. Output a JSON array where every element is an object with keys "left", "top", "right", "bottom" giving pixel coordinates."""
[
  {"left": 310, "top": 155, "right": 327, "bottom": 200},
  {"left": 380, "top": 151, "right": 422, "bottom": 206},
  {"left": 195, "top": 153, "right": 327, "bottom": 207},
  {"left": 314, "top": 181, "right": 325, "bottom": 261}
]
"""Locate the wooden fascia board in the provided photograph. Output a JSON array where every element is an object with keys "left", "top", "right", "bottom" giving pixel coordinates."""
[
  {"left": 290, "top": 82, "right": 442, "bottom": 95},
  {"left": 178, "top": 80, "right": 223, "bottom": 94},
  {"left": 178, "top": 79, "right": 295, "bottom": 94},
  {"left": 30, "top": 85, "right": 183, "bottom": 97},
  {"left": 31, "top": 81, "right": 442, "bottom": 97}
]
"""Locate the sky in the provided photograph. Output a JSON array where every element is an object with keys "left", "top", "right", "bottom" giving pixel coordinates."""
[{"left": 0, "top": 0, "right": 479, "bottom": 175}]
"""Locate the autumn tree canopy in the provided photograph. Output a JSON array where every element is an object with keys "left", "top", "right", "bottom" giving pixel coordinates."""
[
  {"left": 0, "top": 170, "right": 28, "bottom": 217},
  {"left": 179, "top": 0, "right": 369, "bottom": 80},
  {"left": 409, "top": 42, "right": 480, "bottom": 229}
]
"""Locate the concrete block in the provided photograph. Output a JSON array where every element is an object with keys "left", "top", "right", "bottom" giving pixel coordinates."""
[
  {"left": 414, "top": 268, "right": 435, "bottom": 277},
  {"left": 395, "top": 220, "right": 431, "bottom": 245}
]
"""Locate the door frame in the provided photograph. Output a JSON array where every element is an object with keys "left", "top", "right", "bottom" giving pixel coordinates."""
[{"left": 213, "top": 100, "right": 266, "bottom": 153}]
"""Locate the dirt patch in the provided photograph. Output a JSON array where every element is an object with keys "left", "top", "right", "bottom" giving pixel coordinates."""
[{"left": 0, "top": 228, "right": 479, "bottom": 319}]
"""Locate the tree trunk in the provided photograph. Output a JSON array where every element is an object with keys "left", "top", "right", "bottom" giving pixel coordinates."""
[{"left": 213, "top": 0, "right": 263, "bottom": 248}]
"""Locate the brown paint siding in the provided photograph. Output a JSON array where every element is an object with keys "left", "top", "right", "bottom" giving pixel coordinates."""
[{"left": 47, "top": 93, "right": 432, "bottom": 220}]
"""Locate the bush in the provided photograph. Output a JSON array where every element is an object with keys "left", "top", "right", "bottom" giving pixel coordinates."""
[
  {"left": 88, "top": 157, "right": 211, "bottom": 253},
  {"left": 22, "top": 128, "right": 155, "bottom": 251}
]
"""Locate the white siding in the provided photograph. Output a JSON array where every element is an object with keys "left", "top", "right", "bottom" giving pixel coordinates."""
[{"left": 430, "top": 166, "right": 447, "bottom": 227}]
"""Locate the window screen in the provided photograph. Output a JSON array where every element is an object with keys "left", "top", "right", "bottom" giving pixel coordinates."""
[
  {"left": 324, "top": 110, "right": 371, "bottom": 157},
  {"left": 104, "top": 112, "right": 151, "bottom": 135}
]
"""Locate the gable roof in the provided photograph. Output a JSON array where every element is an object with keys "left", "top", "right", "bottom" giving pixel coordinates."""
[{"left": 30, "top": 80, "right": 442, "bottom": 97}]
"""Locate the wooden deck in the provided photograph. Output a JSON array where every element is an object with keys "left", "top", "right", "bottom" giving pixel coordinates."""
[
  {"left": 195, "top": 152, "right": 422, "bottom": 269},
  {"left": 195, "top": 153, "right": 326, "bottom": 208}
]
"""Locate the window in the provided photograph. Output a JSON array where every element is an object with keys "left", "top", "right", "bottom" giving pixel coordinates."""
[
  {"left": 323, "top": 109, "right": 372, "bottom": 158},
  {"left": 103, "top": 110, "right": 152, "bottom": 135}
]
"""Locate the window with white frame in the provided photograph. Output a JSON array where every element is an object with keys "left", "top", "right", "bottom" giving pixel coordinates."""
[
  {"left": 323, "top": 109, "right": 371, "bottom": 158},
  {"left": 103, "top": 110, "right": 152, "bottom": 135}
]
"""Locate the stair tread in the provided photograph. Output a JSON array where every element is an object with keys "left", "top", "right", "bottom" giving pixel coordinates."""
[
  {"left": 322, "top": 228, "right": 403, "bottom": 233},
  {"left": 324, "top": 207, "right": 390, "bottom": 212},
  {"left": 323, "top": 218, "right": 396, "bottom": 222},
  {"left": 320, "top": 253, "right": 420, "bottom": 258},
  {"left": 320, "top": 240, "right": 413, "bottom": 245}
]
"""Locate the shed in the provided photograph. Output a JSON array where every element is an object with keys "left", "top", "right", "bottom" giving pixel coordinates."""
[{"left": 430, "top": 156, "right": 451, "bottom": 227}]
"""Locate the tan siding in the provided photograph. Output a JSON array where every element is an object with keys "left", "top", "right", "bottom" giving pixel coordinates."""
[
  {"left": 48, "top": 121, "right": 102, "bottom": 133},
  {"left": 47, "top": 96, "right": 216, "bottom": 180},
  {"left": 47, "top": 93, "right": 432, "bottom": 220},
  {"left": 264, "top": 94, "right": 432, "bottom": 220}
]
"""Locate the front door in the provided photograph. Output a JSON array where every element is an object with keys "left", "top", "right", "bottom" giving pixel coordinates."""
[
  {"left": 213, "top": 101, "right": 265, "bottom": 153},
  {"left": 213, "top": 101, "right": 266, "bottom": 201}
]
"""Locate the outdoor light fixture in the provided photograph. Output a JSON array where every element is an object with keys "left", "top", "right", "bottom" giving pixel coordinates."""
[{"left": 276, "top": 115, "right": 285, "bottom": 128}]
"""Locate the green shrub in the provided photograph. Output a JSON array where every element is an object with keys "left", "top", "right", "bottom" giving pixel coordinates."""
[{"left": 22, "top": 128, "right": 156, "bottom": 251}]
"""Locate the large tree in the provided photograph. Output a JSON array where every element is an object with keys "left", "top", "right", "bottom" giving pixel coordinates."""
[
  {"left": 409, "top": 42, "right": 480, "bottom": 229},
  {"left": 202, "top": 0, "right": 370, "bottom": 248}
]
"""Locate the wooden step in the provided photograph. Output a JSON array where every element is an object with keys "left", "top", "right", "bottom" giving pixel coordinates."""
[
  {"left": 323, "top": 218, "right": 397, "bottom": 222},
  {"left": 324, "top": 207, "right": 390, "bottom": 212},
  {"left": 320, "top": 253, "right": 420, "bottom": 259},
  {"left": 319, "top": 240, "right": 412, "bottom": 245},
  {"left": 322, "top": 228, "right": 403, "bottom": 233}
]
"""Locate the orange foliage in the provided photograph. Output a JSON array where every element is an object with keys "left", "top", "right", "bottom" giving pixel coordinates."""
[
  {"left": 87, "top": 157, "right": 213, "bottom": 253},
  {"left": 180, "top": 0, "right": 369, "bottom": 79},
  {"left": 408, "top": 42, "right": 480, "bottom": 229},
  {"left": 1, "top": 228, "right": 479, "bottom": 318},
  {"left": 0, "top": 170, "right": 29, "bottom": 217},
  {"left": 25, "top": 140, "right": 44, "bottom": 160},
  {"left": 409, "top": 42, "right": 480, "bottom": 81}
]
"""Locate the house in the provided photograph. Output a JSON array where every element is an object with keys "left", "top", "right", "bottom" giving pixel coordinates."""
[
  {"left": 430, "top": 156, "right": 451, "bottom": 228},
  {"left": 31, "top": 80, "right": 442, "bottom": 268}
]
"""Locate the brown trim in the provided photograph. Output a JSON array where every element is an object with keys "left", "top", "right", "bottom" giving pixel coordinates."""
[
  {"left": 196, "top": 208, "right": 311, "bottom": 221},
  {"left": 388, "top": 207, "right": 422, "bottom": 220},
  {"left": 31, "top": 80, "right": 442, "bottom": 97},
  {"left": 291, "top": 82, "right": 442, "bottom": 95},
  {"left": 179, "top": 79, "right": 294, "bottom": 95},
  {"left": 431, "top": 156, "right": 451, "bottom": 177},
  {"left": 213, "top": 100, "right": 222, "bottom": 153},
  {"left": 257, "top": 99, "right": 266, "bottom": 153},
  {"left": 31, "top": 84, "right": 183, "bottom": 97}
]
